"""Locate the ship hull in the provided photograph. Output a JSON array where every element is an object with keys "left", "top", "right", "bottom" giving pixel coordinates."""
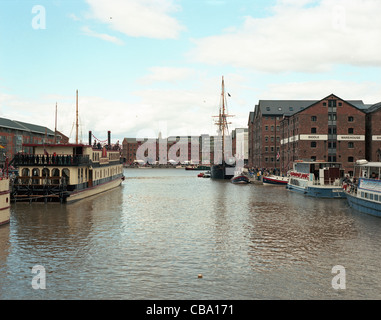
[
  {"left": 263, "top": 176, "right": 288, "bottom": 186},
  {"left": 231, "top": 175, "right": 250, "bottom": 184},
  {"left": 286, "top": 183, "right": 345, "bottom": 198},
  {"left": 346, "top": 192, "right": 381, "bottom": 217},
  {"left": 211, "top": 164, "right": 235, "bottom": 180},
  {"left": 66, "top": 176, "right": 124, "bottom": 203}
]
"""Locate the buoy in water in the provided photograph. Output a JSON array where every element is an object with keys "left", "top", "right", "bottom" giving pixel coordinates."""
[{"left": 198, "top": 274, "right": 203, "bottom": 279}]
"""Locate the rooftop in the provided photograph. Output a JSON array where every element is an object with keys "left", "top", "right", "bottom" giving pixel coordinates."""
[{"left": 0, "top": 117, "right": 55, "bottom": 136}]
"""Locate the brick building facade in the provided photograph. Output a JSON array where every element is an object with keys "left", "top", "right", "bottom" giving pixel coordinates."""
[
  {"left": 366, "top": 102, "right": 381, "bottom": 162},
  {"left": 280, "top": 94, "right": 367, "bottom": 174},
  {"left": 248, "top": 94, "right": 378, "bottom": 175},
  {"left": 0, "top": 117, "right": 61, "bottom": 166},
  {"left": 248, "top": 100, "right": 316, "bottom": 169},
  {"left": 122, "top": 134, "right": 241, "bottom": 166}
]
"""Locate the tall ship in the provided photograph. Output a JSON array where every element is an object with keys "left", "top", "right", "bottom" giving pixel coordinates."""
[
  {"left": 210, "top": 76, "right": 235, "bottom": 180},
  {"left": 345, "top": 160, "right": 381, "bottom": 217},
  {"left": 286, "top": 160, "right": 345, "bottom": 198},
  {"left": 10, "top": 91, "right": 124, "bottom": 203},
  {"left": 0, "top": 164, "right": 10, "bottom": 225}
]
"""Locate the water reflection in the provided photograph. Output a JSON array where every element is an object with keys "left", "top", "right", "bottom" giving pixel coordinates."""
[
  {"left": 1, "top": 169, "right": 381, "bottom": 299},
  {"left": 244, "top": 187, "right": 358, "bottom": 272}
]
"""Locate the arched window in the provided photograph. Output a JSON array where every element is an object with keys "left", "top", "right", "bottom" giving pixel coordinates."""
[
  {"left": 52, "top": 168, "right": 60, "bottom": 185},
  {"left": 32, "top": 168, "right": 40, "bottom": 185},
  {"left": 62, "top": 168, "right": 70, "bottom": 186},
  {"left": 21, "top": 168, "right": 30, "bottom": 184},
  {"left": 42, "top": 168, "right": 50, "bottom": 185}
]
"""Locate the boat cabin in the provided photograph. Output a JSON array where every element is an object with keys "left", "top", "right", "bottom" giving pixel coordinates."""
[
  {"left": 291, "top": 160, "right": 344, "bottom": 185},
  {"left": 353, "top": 160, "right": 381, "bottom": 180}
]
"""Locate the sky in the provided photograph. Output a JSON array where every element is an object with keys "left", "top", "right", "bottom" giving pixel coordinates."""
[{"left": 1, "top": 0, "right": 381, "bottom": 144}]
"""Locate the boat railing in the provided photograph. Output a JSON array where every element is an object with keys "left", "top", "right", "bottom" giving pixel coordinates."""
[
  {"left": 312, "top": 178, "right": 342, "bottom": 186},
  {"left": 12, "top": 154, "right": 90, "bottom": 167},
  {"left": 12, "top": 175, "right": 68, "bottom": 187}
]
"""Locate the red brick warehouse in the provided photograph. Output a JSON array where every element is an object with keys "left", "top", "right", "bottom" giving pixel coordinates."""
[
  {"left": 366, "top": 102, "right": 381, "bottom": 162},
  {"left": 280, "top": 94, "right": 367, "bottom": 174},
  {"left": 248, "top": 94, "right": 381, "bottom": 176}
]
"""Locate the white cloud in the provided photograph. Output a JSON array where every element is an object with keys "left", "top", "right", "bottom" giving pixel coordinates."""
[
  {"left": 260, "top": 79, "right": 381, "bottom": 103},
  {"left": 68, "top": 13, "right": 81, "bottom": 21},
  {"left": 0, "top": 84, "right": 220, "bottom": 143},
  {"left": 85, "top": 0, "right": 185, "bottom": 39},
  {"left": 138, "top": 67, "right": 197, "bottom": 84},
  {"left": 189, "top": 0, "right": 381, "bottom": 72},
  {"left": 81, "top": 26, "right": 124, "bottom": 45}
]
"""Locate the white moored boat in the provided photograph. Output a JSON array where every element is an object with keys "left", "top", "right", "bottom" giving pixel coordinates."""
[
  {"left": 344, "top": 160, "right": 381, "bottom": 217},
  {"left": 286, "top": 160, "right": 345, "bottom": 198}
]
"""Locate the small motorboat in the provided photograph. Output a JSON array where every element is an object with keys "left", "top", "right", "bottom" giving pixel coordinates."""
[
  {"left": 197, "top": 172, "right": 204, "bottom": 177},
  {"left": 231, "top": 170, "right": 250, "bottom": 184},
  {"left": 203, "top": 171, "right": 211, "bottom": 178},
  {"left": 262, "top": 175, "right": 289, "bottom": 186}
]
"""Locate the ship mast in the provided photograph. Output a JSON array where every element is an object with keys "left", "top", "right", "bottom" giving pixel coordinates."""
[
  {"left": 54, "top": 102, "right": 57, "bottom": 144},
  {"left": 214, "top": 76, "right": 233, "bottom": 162},
  {"left": 76, "top": 90, "right": 79, "bottom": 144},
  {"left": 221, "top": 77, "right": 226, "bottom": 155}
]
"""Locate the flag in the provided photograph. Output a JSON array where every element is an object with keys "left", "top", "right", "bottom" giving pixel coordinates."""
[
  {"left": 0, "top": 145, "right": 4, "bottom": 149},
  {"left": 276, "top": 151, "right": 280, "bottom": 160}
]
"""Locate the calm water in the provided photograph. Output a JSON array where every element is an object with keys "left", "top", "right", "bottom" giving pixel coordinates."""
[{"left": 1, "top": 168, "right": 381, "bottom": 300}]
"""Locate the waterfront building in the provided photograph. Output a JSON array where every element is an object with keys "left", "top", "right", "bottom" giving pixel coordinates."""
[
  {"left": 122, "top": 138, "right": 144, "bottom": 165},
  {"left": 280, "top": 94, "right": 368, "bottom": 174},
  {"left": 0, "top": 117, "right": 62, "bottom": 167},
  {"left": 248, "top": 94, "right": 376, "bottom": 175},
  {"left": 122, "top": 134, "right": 221, "bottom": 166},
  {"left": 365, "top": 102, "right": 381, "bottom": 162},
  {"left": 248, "top": 100, "right": 317, "bottom": 169}
]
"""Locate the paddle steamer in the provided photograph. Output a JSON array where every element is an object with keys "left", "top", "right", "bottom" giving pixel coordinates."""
[
  {"left": 11, "top": 131, "right": 124, "bottom": 203},
  {"left": 10, "top": 91, "right": 124, "bottom": 203},
  {"left": 10, "top": 132, "right": 124, "bottom": 203}
]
